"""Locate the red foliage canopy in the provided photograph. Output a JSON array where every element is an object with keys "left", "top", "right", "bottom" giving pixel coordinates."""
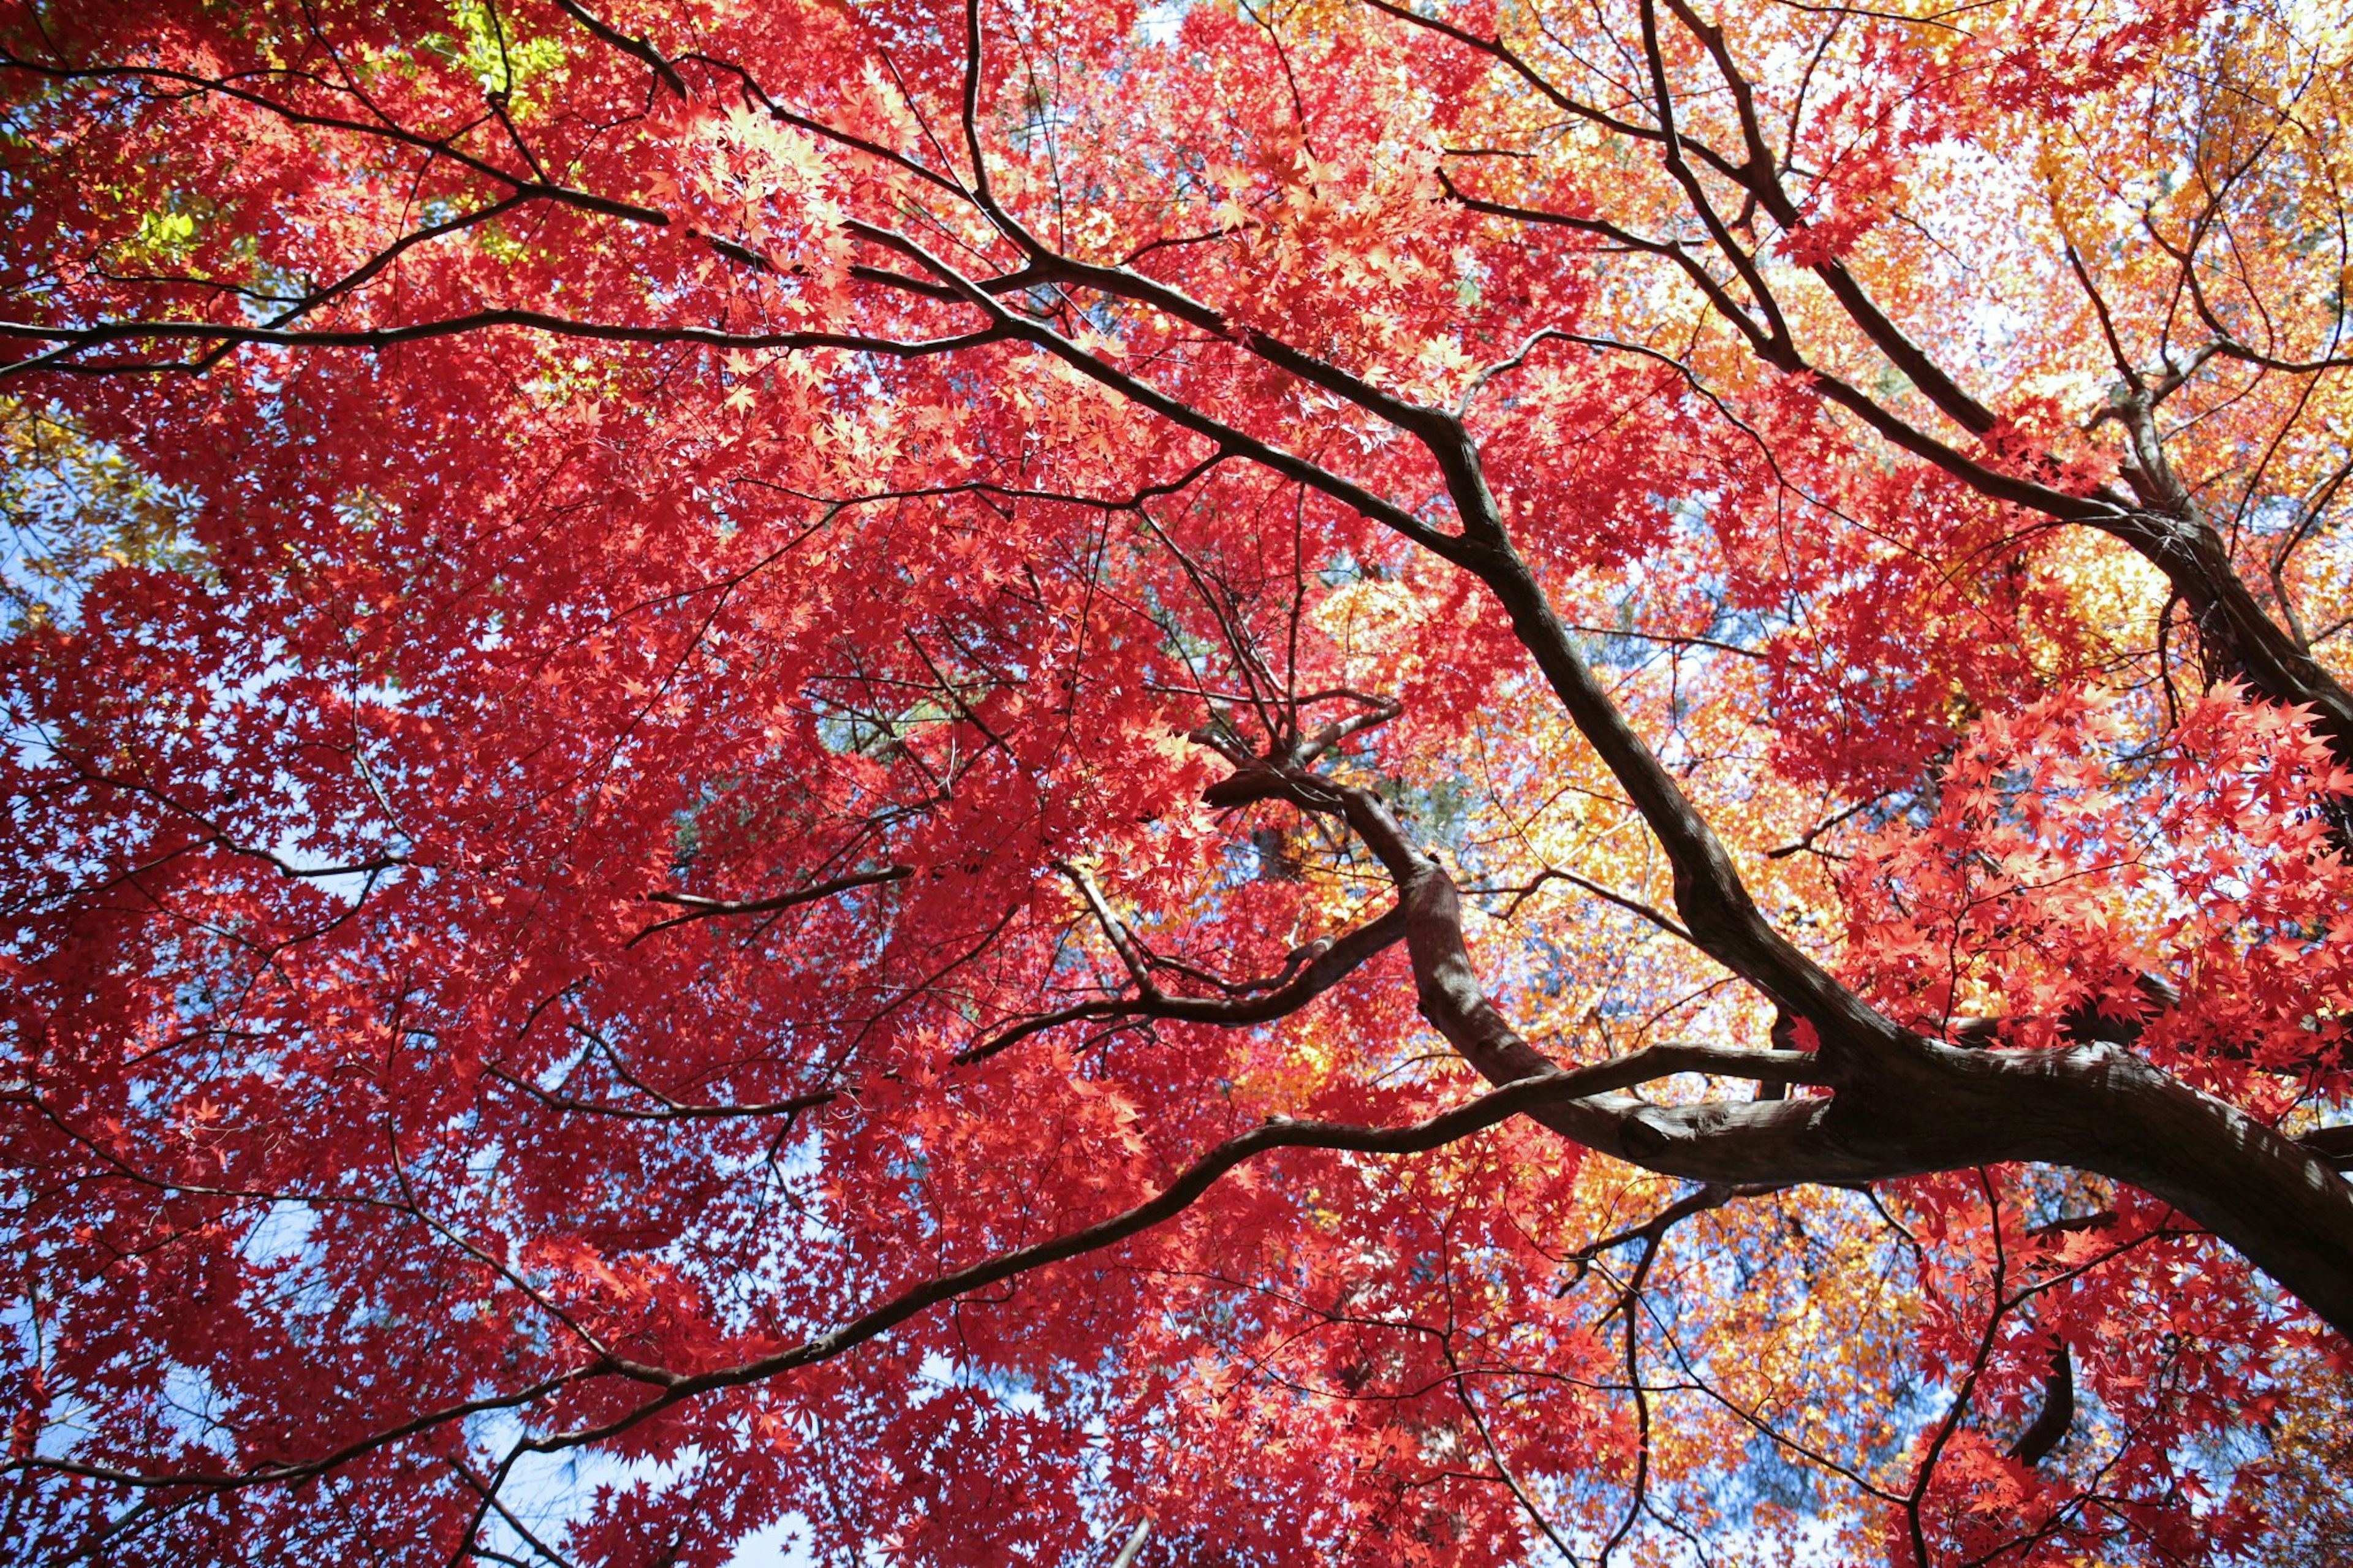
[{"left": 5, "top": 0, "right": 2353, "bottom": 1562}]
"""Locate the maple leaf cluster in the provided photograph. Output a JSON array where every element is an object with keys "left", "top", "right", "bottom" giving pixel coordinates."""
[{"left": 4, "top": 0, "right": 2353, "bottom": 1564}]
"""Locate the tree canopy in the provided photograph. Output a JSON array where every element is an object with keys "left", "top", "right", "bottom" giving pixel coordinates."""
[{"left": 6, "top": 0, "right": 2353, "bottom": 1561}]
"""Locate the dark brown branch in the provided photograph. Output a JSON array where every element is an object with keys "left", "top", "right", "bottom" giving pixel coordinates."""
[
  {"left": 167, "top": 1062, "right": 1736, "bottom": 1488},
  {"left": 1207, "top": 754, "right": 2353, "bottom": 1335},
  {"left": 1378, "top": 4, "right": 2353, "bottom": 773},
  {"left": 954, "top": 903, "right": 1412, "bottom": 1064},
  {"left": 0, "top": 312, "right": 1014, "bottom": 378},
  {"left": 483, "top": 1063, "right": 837, "bottom": 1125},
  {"left": 551, "top": 0, "right": 689, "bottom": 98},
  {"left": 0, "top": 53, "right": 664, "bottom": 226},
  {"left": 2299, "top": 1124, "right": 2353, "bottom": 1170},
  {"left": 52, "top": 1057, "right": 1602, "bottom": 1496},
  {"left": 1563, "top": 1180, "right": 1784, "bottom": 1289},
  {"left": 2207, "top": 335, "right": 2353, "bottom": 376},
  {"left": 638, "top": 865, "right": 911, "bottom": 936},
  {"left": 2007, "top": 1343, "right": 2075, "bottom": 1464},
  {"left": 835, "top": 220, "right": 1471, "bottom": 559}
]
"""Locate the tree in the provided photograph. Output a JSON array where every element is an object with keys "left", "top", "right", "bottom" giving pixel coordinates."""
[{"left": 4, "top": 0, "right": 2352, "bottom": 1560}]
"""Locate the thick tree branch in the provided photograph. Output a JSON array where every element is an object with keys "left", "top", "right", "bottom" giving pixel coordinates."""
[
  {"left": 551, "top": 0, "right": 689, "bottom": 98},
  {"left": 29, "top": 1061, "right": 1748, "bottom": 1497},
  {"left": 1206, "top": 751, "right": 2353, "bottom": 1335},
  {"left": 2007, "top": 1343, "right": 2075, "bottom": 1465},
  {"left": 1381, "top": 2, "right": 2353, "bottom": 771}
]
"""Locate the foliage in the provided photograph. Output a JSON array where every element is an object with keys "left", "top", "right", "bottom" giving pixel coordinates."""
[{"left": 4, "top": 0, "right": 2353, "bottom": 1562}]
